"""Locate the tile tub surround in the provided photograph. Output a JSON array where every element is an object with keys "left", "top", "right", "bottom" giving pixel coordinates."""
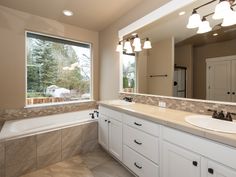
[
  {"left": 0, "top": 100, "right": 97, "bottom": 121},
  {"left": 0, "top": 121, "right": 99, "bottom": 177},
  {"left": 119, "top": 92, "right": 236, "bottom": 117}
]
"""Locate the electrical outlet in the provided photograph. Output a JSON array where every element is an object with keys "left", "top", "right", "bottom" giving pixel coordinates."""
[{"left": 158, "top": 101, "right": 166, "bottom": 108}]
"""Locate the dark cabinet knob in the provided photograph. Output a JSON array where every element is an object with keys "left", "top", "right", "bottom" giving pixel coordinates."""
[
  {"left": 208, "top": 168, "right": 214, "bottom": 174},
  {"left": 104, "top": 120, "right": 107, "bottom": 122},
  {"left": 232, "top": 92, "right": 235, "bottom": 95},
  {"left": 108, "top": 120, "right": 111, "bottom": 123},
  {"left": 134, "top": 162, "right": 142, "bottom": 169},
  {"left": 192, "top": 161, "right": 198, "bottom": 166},
  {"left": 227, "top": 92, "right": 230, "bottom": 95},
  {"left": 134, "top": 122, "right": 142, "bottom": 126},
  {"left": 134, "top": 140, "right": 142, "bottom": 145}
]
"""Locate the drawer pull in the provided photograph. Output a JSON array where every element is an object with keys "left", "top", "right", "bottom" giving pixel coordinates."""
[
  {"left": 134, "top": 122, "right": 142, "bottom": 126},
  {"left": 134, "top": 162, "right": 142, "bottom": 169},
  {"left": 192, "top": 161, "right": 198, "bottom": 166},
  {"left": 208, "top": 168, "right": 214, "bottom": 174},
  {"left": 104, "top": 120, "right": 107, "bottom": 122},
  {"left": 134, "top": 140, "right": 142, "bottom": 145}
]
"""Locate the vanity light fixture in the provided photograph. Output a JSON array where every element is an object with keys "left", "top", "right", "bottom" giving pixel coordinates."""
[
  {"left": 132, "top": 35, "right": 141, "bottom": 47},
  {"left": 187, "top": 0, "right": 236, "bottom": 34},
  {"left": 63, "top": 10, "right": 74, "bottom": 16},
  {"left": 116, "top": 35, "right": 152, "bottom": 53},
  {"left": 221, "top": 8, "right": 236, "bottom": 26},
  {"left": 197, "top": 17, "right": 212, "bottom": 34},
  {"left": 213, "top": 0, "right": 231, "bottom": 19},
  {"left": 116, "top": 41, "right": 123, "bottom": 52},
  {"left": 143, "top": 38, "right": 152, "bottom": 49},
  {"left": 187, "top": 10, "right": 202, "bottom": 29}
]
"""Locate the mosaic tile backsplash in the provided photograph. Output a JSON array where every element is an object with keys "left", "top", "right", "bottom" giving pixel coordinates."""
[
  {"left": 0, "top": 101, "right": 97, "bottom": 121},
  {"left": 120, "top": 93, "right": 236, "bottom": 118}
]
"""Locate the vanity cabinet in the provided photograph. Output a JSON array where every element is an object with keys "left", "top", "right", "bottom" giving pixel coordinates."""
[
  {"left": 98, "top": 114, "right": 109, "bottom": 149},
  {"left": 98, "top": 106, "right": 236, "bottom": 177},
  {"left": 163, "top": 127, "right": 236, "bottom": 177},
  {"left": 163, "top": 141, "right": 201, "bottom": 177},
  {"left": 203, "top": 160, "right": 236, "bottom": 177},
  {"left": 123, "top": 114, "right": 160, "bottom": 177},
  {"left": 98, "top": 107, "right": 123, "bottom": 161}
]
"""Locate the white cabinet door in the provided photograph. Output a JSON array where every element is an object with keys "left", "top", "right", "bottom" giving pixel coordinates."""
[
  {"left": 205, "top": 160, "right": 236, "bottom": 177},
  {"left": 163, "top": 141, "right": 201, "bottom": 177},
  {"left": 98, "top": 114, "right": 109, "bottom": 150},
  {"left": 108, "top": 118, "right": 123, "bottom": 161},
  {"left": 231, "top": 60, "right": 236, "bottom": 102}
]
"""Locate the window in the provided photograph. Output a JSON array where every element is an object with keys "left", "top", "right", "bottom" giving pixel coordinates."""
[
  {"left": 122, "top": 53, "right": 136, "bottom": 92},
  {"left": 26, "top": 32, "right": 92, "bottom": 106}
]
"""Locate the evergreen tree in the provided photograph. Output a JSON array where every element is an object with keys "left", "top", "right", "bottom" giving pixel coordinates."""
[{"left": 32, "top": 40, "right": 58, "bottom": 93}]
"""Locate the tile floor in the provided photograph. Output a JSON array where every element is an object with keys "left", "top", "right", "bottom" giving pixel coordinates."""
[{"left": 20, "top": 148, "right": 135, "bottom": 177}]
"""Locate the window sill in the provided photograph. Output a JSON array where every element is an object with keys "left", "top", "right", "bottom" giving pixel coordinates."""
[{"left": 24, "top": 99, "right": 96, "bottom": 109}]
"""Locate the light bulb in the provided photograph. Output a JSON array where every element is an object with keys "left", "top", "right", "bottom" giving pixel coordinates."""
[
  {"left": 221, "top": 9, "right": 236, "bottom": 26},
  {"left": 116, "top": 42, "right": 123, "bottom": 52},
  {"left": 197, "top": 17, "right": 212, "bottom": 34},
  {"left": 143, "top": 38, "right": 152, "bottom": 49},
  {"left": 187, "top": 10, "right": 202, "bottom": 29},
  {"left": 124, "top": 40, "right": 131, "bottom": 50},
  {"left": 213, "top": 0, "right": 231, "bottom": 20},
  {"left": 132, "top": 35, "right": 141, "bottom": 47},
  {"left": 134, "top": 45, "right": 142, "bottom": 52},
  {"left": 126, "top": 46, "right": 133, "bottom": 54}
]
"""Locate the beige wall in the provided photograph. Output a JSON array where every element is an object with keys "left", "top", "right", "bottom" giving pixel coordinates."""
[
  {"left": 147, "top": 38, "right": 174, "bottom": 96},
  {"left": 193, "top": 39, "right": 236, "bottom": 100},
  {"left": 175, "top": 45, "right": 193, "bottom": 98},
  {"left": 0, "top": 5, "right": 99, "bottom": 109},
  {"left": 99, "top": 0, "right": 171, "bottom": 100}
]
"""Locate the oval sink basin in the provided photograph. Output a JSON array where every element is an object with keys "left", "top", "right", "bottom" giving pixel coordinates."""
[
  {"left": 185, "top": 115, "right": 236, "bottom": 133},
  {"left": 109, "top": 100, "right": 135, "bottom": 106}
]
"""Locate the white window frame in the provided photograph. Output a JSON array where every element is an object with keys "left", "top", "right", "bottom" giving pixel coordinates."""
[{"left": 25, "top": 31, "right": 93, "bottom": 107}]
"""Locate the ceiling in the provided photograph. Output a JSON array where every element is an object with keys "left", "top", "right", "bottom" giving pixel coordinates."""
[
  {"left": 133, "top": 0, "right": 236, "bottom": 46},
  {"left": 0, "top": 0, "right": 144, "bottom": 31}
]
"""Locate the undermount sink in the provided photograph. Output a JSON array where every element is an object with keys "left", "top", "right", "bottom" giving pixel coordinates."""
[
  {"left": 109, "top": 100, "right": 135, "bottom": 106},
  {"left": 185, "top": 115, "right": 236, "bottom": 133}
]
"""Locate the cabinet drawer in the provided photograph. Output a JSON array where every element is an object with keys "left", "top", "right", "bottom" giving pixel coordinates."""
[
  {"left": 123, "top": 114, "right": 160, "bottom": 136},
  {"left": 123, "top": 124, "right": 159, "bottom": 164},
  {"left": 99, "top": 106, "right": 122, "bottom": 122},
  {"left": 123, "top": 145, "right": 159, "bottom": 177}
]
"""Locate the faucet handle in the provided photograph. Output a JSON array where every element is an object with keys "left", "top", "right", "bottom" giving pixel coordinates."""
[
  {"left": 226, "top": 112, "right": 233, "bottom": 122},
  {"left": 212, "top": 110, "right": 218, "bottom": 119},
  {"left": 218, "top": 111, "right": 225, "bottom": 120}
]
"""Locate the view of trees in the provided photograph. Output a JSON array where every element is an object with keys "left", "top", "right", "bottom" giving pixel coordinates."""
[
  {"left": 122, "top": 54, "right": 136, "bottom": 91},
  {"left": 27, "top": 36, "right": 91, "bottom": 102}
]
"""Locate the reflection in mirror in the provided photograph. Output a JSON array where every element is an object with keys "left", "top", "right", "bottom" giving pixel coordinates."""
[{"left": 120, "top": 0, "right": 236, "bottom": 103}]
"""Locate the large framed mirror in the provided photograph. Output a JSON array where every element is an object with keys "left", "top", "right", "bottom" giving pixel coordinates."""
[{"left": 120, "top": 0, "right": 236, "bottom": 103}]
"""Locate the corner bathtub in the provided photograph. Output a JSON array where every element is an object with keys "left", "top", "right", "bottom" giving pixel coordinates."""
[{"left": 0, "top": 109, "right": 98, "bottom": 140}]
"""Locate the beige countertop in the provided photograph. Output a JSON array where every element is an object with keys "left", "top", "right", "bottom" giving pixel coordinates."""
[{"left": 99, "top": 100, "right": 236, "bottom": 148}]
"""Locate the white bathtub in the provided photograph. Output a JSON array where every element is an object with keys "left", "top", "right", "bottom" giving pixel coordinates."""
[{"left": 0, "top": 109, "right": 98, "bottom": 140}]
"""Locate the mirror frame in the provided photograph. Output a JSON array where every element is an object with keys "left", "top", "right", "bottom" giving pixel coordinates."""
[{"left": 118, "top": 0, "right": 236, "bottom": 106}]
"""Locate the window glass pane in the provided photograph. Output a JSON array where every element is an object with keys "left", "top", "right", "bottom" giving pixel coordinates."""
[
  {"left": 122, "top": 54, "right": 136, "bottom": 92},
  {"left": 26, "top": 32, "right": 91, "bottom": 106}
]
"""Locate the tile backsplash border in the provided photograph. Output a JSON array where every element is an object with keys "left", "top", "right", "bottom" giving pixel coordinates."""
[
  {"left": 0, "top": 101, "right": 97, "bottom": 121},
  {"left": 119, "top": 92, "right": 236, "bottom": 116}
]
